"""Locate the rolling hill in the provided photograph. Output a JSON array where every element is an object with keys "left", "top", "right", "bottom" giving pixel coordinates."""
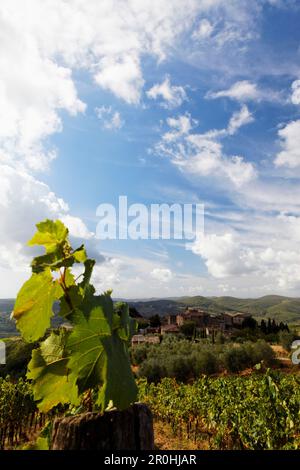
[
  {"left": 127, "top": 295, "right": 300, "bottom": 324},
  {"left": 1, "top": 294, "right": 300, "bottom": 337}
]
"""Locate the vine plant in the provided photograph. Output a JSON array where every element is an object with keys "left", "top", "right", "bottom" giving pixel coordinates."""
[{"left": 12, "top": 219, "right": 137, "bottom": 413}]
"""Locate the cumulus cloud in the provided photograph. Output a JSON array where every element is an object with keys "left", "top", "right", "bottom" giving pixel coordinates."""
[
  {"left": 0, "top": 50, "right": 85, "bottom": 171},
  {"left": 189, "top": 233, "right": 254, "bottom": 278},
  {"left": 188, "top": 211, "right": 300, "bottom": 292},
  {"left": 61, "top": 215, "right": 94, "bottom": 239},
  {"left": 1, "top": 0, "right": 299, "bottom": 299},
  {"left": 147, "top": 76, "right": 187, "bottom": 109},
  {"left": 0, "top": 162, "right": 95, "bottom": 299},
  {"left": 0, "top": 164, "right": 94, "bottom": 261},
  {"left": 274, "top": 120, "right": 300, "bottom": 168},
  {"left": 94, "top": 55, "right": 144, "bottom": 105},
  {"left": 0, "top": 165, "right": 68, "bottom": 269},
  {"left": 0, "top": 0, "right": 215, "bottom": 173},
  {"left": 95, "top": 106, "right": 124, "bottom": 130}
]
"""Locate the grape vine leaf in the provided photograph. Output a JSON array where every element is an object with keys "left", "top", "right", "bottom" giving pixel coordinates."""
[
  {"left": 67, "top": 294, "right": 137, "bottom": 411},
  {"left": 58, "top": 260, "right": 95, "bottom": 319},
  {"left": 12, "top": 268, "right": 63, "bottom": 342},
  {"left": 113, "top": 302, "right": 137, "bottom": 343},
  {"left": 27, "top": 330, "right": 79, "bottom": 412},
  {"left": 28, "top": 219, "right": 87, "bottom": 273},
  {"left": 66, "top": 300, "right": 111, "bottom": 391},
  {"left": 28, "top": 219, "right": 68, "bottom": 252},
  {"left": 31, "top": 244, "right": 87, "bottom": 274},
  {"left": 96, "top": 332, "right": 138, "bottom": 411}
]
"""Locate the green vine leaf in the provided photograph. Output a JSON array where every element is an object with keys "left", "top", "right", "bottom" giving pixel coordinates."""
[
  {"left": 66, "top": 300, "right": 112, "bottom": 392},
  {"left": 96, "top": 332, "right": 138, "bottom": 411},
  {"left": 67, "top": 294, "right": 137, "bottom": 411},
  {"left": 28, "top": 219, "right": 87, "bottom": 273},
  {"left": 12, "top": 268, "right": 63, "bottom": 342},
  {"left": 28, "top": 219, "right": 68, "bottom": 252},
  {"left": 113, "top": 302, "right": 137, "bottom": 343},
  {"left": 31, "top": 244, "right": 87, "bottom": 274},
  {"left": 13, "top": 218, "right": 138, "bottom": 413},
  {"left": 27, "top": 330, "right": 79, "bottom": 412}
]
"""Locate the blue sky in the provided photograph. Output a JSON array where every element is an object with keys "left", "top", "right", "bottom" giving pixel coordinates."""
[{"left": 1, "top": 0, "right": 300, "bottom": 298}]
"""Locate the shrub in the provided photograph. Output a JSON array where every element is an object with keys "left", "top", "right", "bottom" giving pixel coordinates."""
[
  {"left": 180, "top": 321, "right": 196, "bottom": 338},
  {"left": 0, "top": 338, "right": 38, "bottom": 379},
  {"left": 194, "top": 351, "right": 219, "bottom": 375},
  {"left": 279, "top": 331, "right": 298, "bottom": 351},
  {"left": 138, "top": 358, "right": 167, "bottom": 383},
  {"left": 130, "top": 343, "right": 149, "bottom": 365},
  {"left": 251, "top": 340, "right": 276, "bottom": 366},
  {"left": 222, "top": 345, "right": 251, "bottom": 372},
  {"left": 165, "top": 356, "right": 194, "bottom": 381}
]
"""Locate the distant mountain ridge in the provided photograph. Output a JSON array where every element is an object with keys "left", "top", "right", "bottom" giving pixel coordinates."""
[{"left": 1, "top": 294, "right": 300, "bottom": 337}]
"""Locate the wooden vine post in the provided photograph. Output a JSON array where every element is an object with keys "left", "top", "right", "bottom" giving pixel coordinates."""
[{"left": 51, "top": 404, "right": 154, "bottom": 450}]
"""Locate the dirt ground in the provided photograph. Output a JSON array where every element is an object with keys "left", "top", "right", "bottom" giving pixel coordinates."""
[{"left": 153, "top": 420, "right": 210, "bottom": 450}]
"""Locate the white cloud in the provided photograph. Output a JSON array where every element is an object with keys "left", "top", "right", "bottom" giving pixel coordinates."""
[
  {"left": 163, "top": 114, "right": 196, "bottom": 142},
  {"left": 150, "top": 268, "right": 173, "bottom": 282},
  {"left": 189, "top": 233, "right": 254, "bottom": 278},
  {"left": 0, "top": 52, "right": 85, "bottom": 171},
  {"left": 61, "top": 215, "right": 94, "bottom": 239},
  {"left": 291, "top": 80, "right": 300, "bottom": 105},
  {"left": 94, "top": 55, "right": 144, "bottom": 105},
  {"left": 1, "top": 0, "right": 300, "bottom": 299},
  {"left": 192, "top": 19, "right": 214, "bottom": 40},
  {"left": 188, "top": 210, "right": 300, "bottom": 292},
  {"left": 274, "top": 120, "right": 300, "bottom": 168},
  {"left": 206, "top": 80, "right": 282, "bottom": 104},
  {"left": 0, "top": 0, "right": 261, "bottom": 174},
  {"left": 90, "top": 253, "right": 176, "bottom": 297},
  {"left": 0, "top": 164, "right": 68, "bottom": 270},
  {"left": 0, "top": 163, "right": 96, "bottom": 298},
  {"left": 227, "top": 105, "right": 254, "bottom": 135},
  {"left": 155, "top": 111, "right": 256, "bottom": 188},
  {"left": 0, "top": 0, "right": 210, "bottom": 173},
  {"left": 95, "top": 106, "right": 124, "bottom": 130},
  {"left": 206, "top": 80, "right": 260, "bottom": 102},
  {"left": 147, "top": 76, "right": 187, "bottom": 109}
]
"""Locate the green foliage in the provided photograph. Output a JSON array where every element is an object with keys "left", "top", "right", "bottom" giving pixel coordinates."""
[
  {"left": 136, "top": 337, "right": 275, "bottom": 381},
  {"left": 179, "top": 320, "right": 196, "bottom": 338},
  {"left": 139, "top": 371, "right": 300, "bottom": 449},
  {"left": 27, "top": 330, "right": 79, "bottom": 412},
  {"left": 0, "top": 338, "right": 38, "bottom": 379},
  {"left": 221, "top": 340, "right": 276, "bottom": 373},
  {"left": 279, "top": 330, "right": 298, "bottom": 351},
  {"left": 131, "top": 343, "right": 150, "bottom": 366},
  {"left": 13, "top": 269, "right": 63, "bottom": 342},
  {"left": 0, "top": 377, "right": 37, "bottom": 449},
  {"left": 149, "top": 314, "right": 161, "bottom": 327},
  {"left": 12, "top": 219, "right": 137, "bottom": 413}
]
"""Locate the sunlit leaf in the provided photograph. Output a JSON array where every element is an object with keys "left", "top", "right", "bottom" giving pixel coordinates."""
[{"left": 12, "top": 269, "right": 62, "bottom": 342}]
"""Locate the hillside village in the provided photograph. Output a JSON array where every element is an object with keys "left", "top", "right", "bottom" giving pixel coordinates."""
[{"left": 132, "top": 307, "right": 253, "bottom": 346}]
